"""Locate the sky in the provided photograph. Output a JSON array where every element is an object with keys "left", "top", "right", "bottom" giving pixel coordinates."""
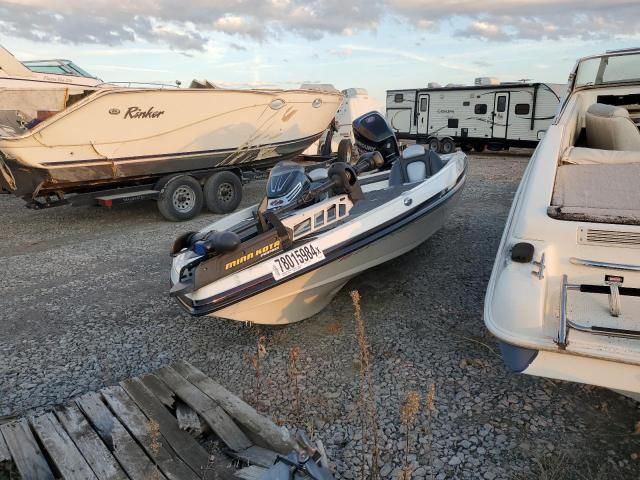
[{"left": 1, "top": 0, "right": 640, "bottom": 105}]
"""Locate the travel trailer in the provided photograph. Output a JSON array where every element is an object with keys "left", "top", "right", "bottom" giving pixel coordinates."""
[
  {"left": 484, "top": 48, "right": 640, "bottom": 400},
  {"left": 386, "top": 81, "right": 565, "bottom": 153}
]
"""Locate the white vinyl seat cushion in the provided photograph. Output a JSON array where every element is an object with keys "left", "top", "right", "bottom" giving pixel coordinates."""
[
  {"left": 406, "top": 161, "right": 427, "bottom": 182},
  {"left": 585, "top": 103, "right": 640, "bottom": 151},
  {"left": 561, "top": 146, "right": 640, "bottom": 165},
  {"left": 550, "top": 163, "right": 640, "bottom": 224}
]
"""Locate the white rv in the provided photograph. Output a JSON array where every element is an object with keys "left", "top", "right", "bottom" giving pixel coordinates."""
[{"left": 386, "top": 81, "right": 565, "bottom": 153}]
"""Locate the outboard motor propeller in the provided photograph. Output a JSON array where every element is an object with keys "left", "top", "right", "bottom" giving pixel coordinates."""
[{"left": 352, "top": 111, "right": 400, "bottom": 167}]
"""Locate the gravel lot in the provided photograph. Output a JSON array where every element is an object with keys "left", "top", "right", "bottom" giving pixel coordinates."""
[{"left": 1, "top": 152, "right": 638, "bottom": 479}]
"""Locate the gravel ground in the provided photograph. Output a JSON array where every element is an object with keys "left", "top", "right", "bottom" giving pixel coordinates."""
[{"left": 1, "top": 152, "right": 639, "bottom": 479}]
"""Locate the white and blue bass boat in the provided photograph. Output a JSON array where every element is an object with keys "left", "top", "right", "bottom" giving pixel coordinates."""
[{"left": 170, "top": 112, "right": 467, "bottom": 324}]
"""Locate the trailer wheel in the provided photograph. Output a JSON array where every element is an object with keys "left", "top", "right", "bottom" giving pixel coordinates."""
[
  {"left": 337, "top": 139, "right": 353, "bottom": 164},
  {"left": 460, "top": 144, "right": 473, "bottom": 153},
  {"left": 427, "top": 138, "right": 440, "bottom": 152},
  {"left": 440, "top": 138, "right": 455, "bottom": 154},
  {"left": 473, "top": 144, "right": 486, "bottom": 153},
  {"left": 203, "top": 171, "right": 242, "bottom": 214},
  {"left": 157, "top": 175, "right": 203, "bottom": 221}
]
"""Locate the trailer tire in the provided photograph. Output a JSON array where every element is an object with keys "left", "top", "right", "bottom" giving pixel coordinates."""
[
  {"left": 337, "top": 139, "right": 353, "bottom": 164},
  {"left": 473, "top": 144, "right": 486, "bottom": 153},
  {"left": 203, "top": 171, "right": 242, "bottom": 214},
  {"left": 440, "top": 138, "right": 455, "bottom": 154},
  {"left": 460, "top": 144, "right": 472, "bottom": 153},
  {"left": 427, "top": 138, "right": 440, "bottom": 152},
  {"left": 157, "top": 175, "right": 203, "bottom": 222}
]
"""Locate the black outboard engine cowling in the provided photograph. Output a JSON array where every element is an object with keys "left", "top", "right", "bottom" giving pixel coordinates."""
[
  {"left": 266, "top": 161, "right": 311, "bottom": 210},
  {"left": 352, "top": 111, "right": 400, "bottom": 167}
]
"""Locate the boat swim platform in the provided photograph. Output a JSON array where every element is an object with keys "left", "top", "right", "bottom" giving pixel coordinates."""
[{"left": 0, "top": 360, "right": 322, "bottom": 480}]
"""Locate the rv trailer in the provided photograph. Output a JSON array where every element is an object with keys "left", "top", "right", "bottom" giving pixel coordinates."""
[{"left": 386, "top": 81, "right": 565, "bottom": 153}]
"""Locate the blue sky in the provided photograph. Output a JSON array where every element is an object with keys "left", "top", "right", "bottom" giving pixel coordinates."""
[{"left": 2, "top": 1, "right": 639, "bottom": 105}]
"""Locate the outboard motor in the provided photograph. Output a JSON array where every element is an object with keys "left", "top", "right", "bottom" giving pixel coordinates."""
[
  {"left": 266, "top": 161, "right": 311, "bottom": 210},
  {"left": 352, "top": 111, "right": 400, "bottom": 167}
]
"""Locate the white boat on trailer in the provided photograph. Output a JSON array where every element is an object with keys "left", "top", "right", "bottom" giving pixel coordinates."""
[
  {"left": 0, "top": 86, "right": 342, "bottom": 220},
  {"left": 484, "top": 48, "right": 640, "bottom": 400},
  {"left": 170, "top": 112, "right": 467, "bottom": 324}
]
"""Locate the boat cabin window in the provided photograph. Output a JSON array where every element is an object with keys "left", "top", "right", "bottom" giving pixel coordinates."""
[
  {"left": 22, "top": 60, "right": 96, "bottom": 79},
  {"left": 515, "top": 103, "right": 530, "bottom": 115},
  {"left": 474, "top": 104, "right": 487, "bottom": 114},
  {"left": 314, "top": 211, "right": 325, "bottom": 228},
  {"left": 394, "top": 94, "right": 404, "bottom": 103}
]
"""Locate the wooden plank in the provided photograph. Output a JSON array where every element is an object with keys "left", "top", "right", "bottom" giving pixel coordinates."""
[
  {"left": 140, "top": 375, "right": 175, "bottom": 409},
  {"left": 172, "top": 360, "right": 293, "bottom": 453},
  {"left": 0, "top": 418, "right": 55, "bottom": 480},
  {"left": 153, "top": 367, "right": 252, "bottom": 452},
  {"left": 76, "top": 392, "right": 168, "bottom": 480},
  {"left": 175, "top": 401, "right": 202, "bottom": 434},
  {"left": 0, "top": 430, "right": 10, "bottom": 462},
  {"left": 54, "top": 404, "right": 128, "bottom": 480},
  {"left": 229, "top": 446, "right": 278, "bottom": 468},
  {"left": 119, "top": 378, "right": 211, "bottom": 477},
  {"left": 30, "top": 413, "right": 98, "bottom": 480},
  {"left": 101, "top": 386, "right": 200, "bottom": 480},
  {"left": 233, "top": 466, "right": 267, "bottom": 480}
]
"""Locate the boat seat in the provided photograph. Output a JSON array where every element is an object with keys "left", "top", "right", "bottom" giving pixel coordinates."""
[
  {"left": 585, "top": 103, "right": 640, "bottom": 151},
  {"left": 307, "top": 167, "right": 328, "bottom": 182},
  {"left": 561, "top": 146, "right": 640, "bottom": 165},
  {"left": 549, "top": 163, "right": 640, "bottom": 224},
  {"left": 389, "top": 144, "right": 444, "bottom": 186}
]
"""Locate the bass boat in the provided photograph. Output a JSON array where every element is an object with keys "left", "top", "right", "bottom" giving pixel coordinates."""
[{"left": 170, "top": 112, "right": 467, "bottom": 324}]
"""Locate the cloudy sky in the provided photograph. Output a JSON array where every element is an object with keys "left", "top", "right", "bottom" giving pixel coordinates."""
[{"left": 1, "top": 0, "right": 639, "bottom": 103}]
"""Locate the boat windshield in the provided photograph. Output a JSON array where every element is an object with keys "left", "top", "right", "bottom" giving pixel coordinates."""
[
  {"left": 22, "top": 59, "right": 97, "bottom": 79},
  {"left": 575, "top": 51, "right": 640, "bottom": 88}
]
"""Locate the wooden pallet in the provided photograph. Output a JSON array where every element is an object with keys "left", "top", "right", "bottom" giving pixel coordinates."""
[{"left": 0, "top": 361, "right": 294, "bottom": 480}]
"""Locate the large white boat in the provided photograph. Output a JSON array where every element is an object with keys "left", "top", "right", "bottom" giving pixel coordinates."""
[
  {"left": 484, "top": 48, "right": 640, "bottom": 400},
  {"left": 0, "top": 46, "right": 103, "bottom": 133},
  {"left": 0, "top": 87, "right": 342, "bottom": 205}
]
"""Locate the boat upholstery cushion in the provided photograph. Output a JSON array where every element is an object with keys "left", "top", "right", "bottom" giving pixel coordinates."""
[
  {"left": 307, "top": 167, "right": 328, "bottom": 181},
  {"left": 389, "top": 144, "right": 444, "bottom": 186},
  {"left": 549, "top": 163, "right": 640, "bottom": 224},
  {"left": 585, "top": 103, "right": 640, "bottom": 151},
  {"left": 561, "top": 146, "right": 640, "bottom": 165}
]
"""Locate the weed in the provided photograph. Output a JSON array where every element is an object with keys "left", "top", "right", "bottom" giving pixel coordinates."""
[
  {"left": 350, "top": 290, "right": 380, "bottom": 479},
  {"left": 288, "top": 346, "right": 302, "bottom": 421},
  {"left": 399, "top": 391, "right": 421, "bottom": 480}
]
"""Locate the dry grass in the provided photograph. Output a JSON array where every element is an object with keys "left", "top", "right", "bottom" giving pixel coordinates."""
[
  {"left": 243, "top": 335, "right": 268, "bottom": 410},
  {"left": 351, "top": 290, "right": 380, "bottom": 480},
  {"left": 288, "top": 346, "right": 302, "bottom": 421},
  {"left": 399, "top": 391, "right": 421, "bottom": 480}
]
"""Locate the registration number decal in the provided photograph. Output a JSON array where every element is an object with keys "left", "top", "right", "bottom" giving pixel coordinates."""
[{"left": 272, "top": 242, "right": 325, "bottom": 280}]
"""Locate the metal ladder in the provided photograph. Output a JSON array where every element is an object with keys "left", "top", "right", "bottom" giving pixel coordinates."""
[{"left": 556, "top": 257, "right": 640, "bottom": 347}]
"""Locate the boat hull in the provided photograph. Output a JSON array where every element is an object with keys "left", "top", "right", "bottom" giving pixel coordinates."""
[
  {"left": 178, "top": 174, "right": 465, "bottom": 324},
  {"left": 0, "top": 88, "right": 342, "bottom": 197},
  {"left": 0, "top": 133, "right": 321, "bottom": 196},
  {"left": 498, "top": 341, "right": 640, "bottom": 401}
]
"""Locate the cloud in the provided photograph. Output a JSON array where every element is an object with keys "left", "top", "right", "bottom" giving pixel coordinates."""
[{"left": 0, "top": 0, "right": 638, "bottom": 51}]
